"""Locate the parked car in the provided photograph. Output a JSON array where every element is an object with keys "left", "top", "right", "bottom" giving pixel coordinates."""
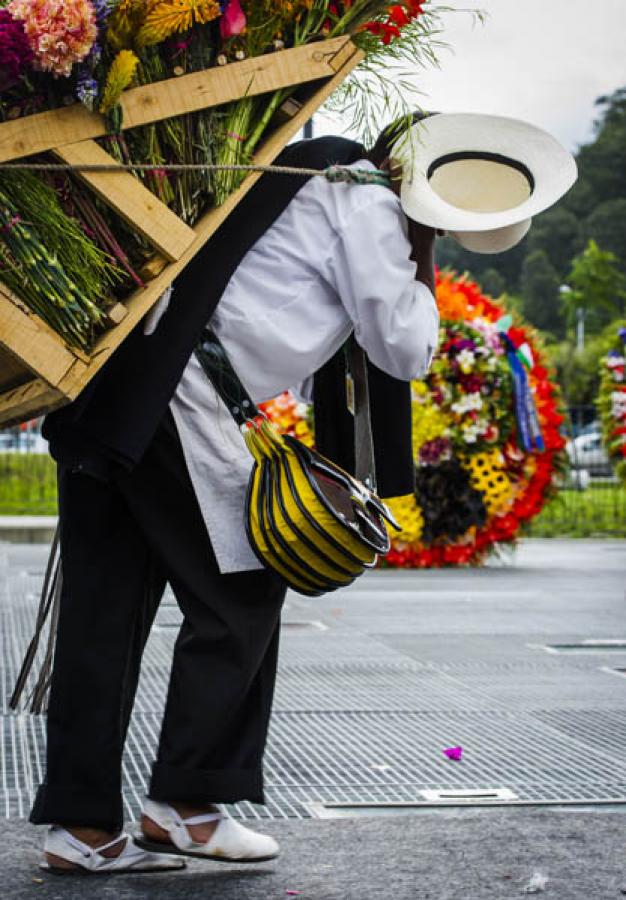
[{"left": 566, "top": 429, "right": 613, "bottom": 476}]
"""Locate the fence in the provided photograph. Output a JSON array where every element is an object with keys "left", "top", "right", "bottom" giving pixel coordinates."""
[{"left": 0, "top": 410, "right": 625, "bottom": 535}]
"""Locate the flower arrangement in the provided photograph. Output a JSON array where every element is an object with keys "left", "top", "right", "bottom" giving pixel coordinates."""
[
  {"left": 598, "top": 327, "right": 626, "bottom": 486},
  {"left": 0, "top": 0, "right": 445, "bottom": 351},
  {"left": 262, "top": 271, "right": 568, "bottom": 568}
]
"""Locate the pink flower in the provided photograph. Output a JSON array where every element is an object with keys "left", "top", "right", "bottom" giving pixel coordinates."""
[
  {"left": 220, "top": 0, "right": 246, "bottom": 38},
  {"left": 443, "top": 746, "right": 463, "bottom": 760},
  {"left": 7, "top": 0, "right": 97, "bottom": 78}
]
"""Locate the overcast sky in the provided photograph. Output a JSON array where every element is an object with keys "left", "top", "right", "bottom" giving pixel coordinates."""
[{"left": 316, "top": 0, "right": 626, "bottom": 152}]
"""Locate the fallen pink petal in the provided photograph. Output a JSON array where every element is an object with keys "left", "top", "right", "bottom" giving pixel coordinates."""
[{"left": 443, "top": 746, "right": 463, "bottom": 760}]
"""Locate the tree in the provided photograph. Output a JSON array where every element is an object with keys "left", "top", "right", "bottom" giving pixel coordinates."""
[
  {"left": 519, "top": 249, "right": 564, "bottom": 336},
  {"left": 526, "top": 207, "right": 583, "bottom": 278},
  {"left": 480, "top": 267, "right": 506, "bottom": 298},
  {"left": 548, "top": 318, "right": 626, "bottom": 407},
  {"left": 564, "top": 239, "right": 626, "bottom": 334},
  {"left": 583, "top": 199, "right": 626, "bottom": 271},
  {"left": 565, "top": 88, "right": 626, "bottom": 218}
]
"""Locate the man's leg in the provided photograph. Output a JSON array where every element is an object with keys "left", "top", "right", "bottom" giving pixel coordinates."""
[
  {"left": 116, "top": 410, "right": 287, "bottom": 815},
  {"left": 30, "top": 465, "right": 166, "bottom": 833}
]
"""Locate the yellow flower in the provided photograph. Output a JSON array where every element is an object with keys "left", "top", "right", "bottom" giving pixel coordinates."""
[
  {"left": 460, "top": 450, "right": 514, "bottom": 516},
  {"left": 99, "top": 49, "right": 140, "bottom": 114},
  {"left": 411, "top": 379, "right": 451, "bottom": 461},
  {"left": 385, "top": 493, "right": 424, "bottom": 544},
  {"left": 138, "top": 0, "right": 220, "bottom": 46},
  {"left": 107, "top": 0, "right": 146, "bottom": 51}
]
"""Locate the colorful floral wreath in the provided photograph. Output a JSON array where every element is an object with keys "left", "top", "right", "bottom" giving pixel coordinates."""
[
  {"left": 261, "top": 271, "right": 567, "bottom": 567},
  {"left": 598, "top": 327, "right": 626, "bottom": 486}
]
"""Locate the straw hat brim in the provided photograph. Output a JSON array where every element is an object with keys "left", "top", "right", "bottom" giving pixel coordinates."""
[{"left": 392, "top": 113, "right": 577, "bottom": 232}]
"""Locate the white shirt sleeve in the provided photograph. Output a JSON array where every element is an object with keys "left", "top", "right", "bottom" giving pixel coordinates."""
[{"left": 325, "top": 190, "right": 439, "bottom": 381}]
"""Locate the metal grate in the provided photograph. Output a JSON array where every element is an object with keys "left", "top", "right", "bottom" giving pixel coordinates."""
[{"left": 2, "top": 546, "right": 626, "bottom": 820}]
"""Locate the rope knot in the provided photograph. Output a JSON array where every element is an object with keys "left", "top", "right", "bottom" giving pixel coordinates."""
[{"left": 324, "top": 165, "right": 391, "bottom": 187}]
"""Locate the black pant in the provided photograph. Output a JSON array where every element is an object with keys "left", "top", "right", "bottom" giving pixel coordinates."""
[{"left": 30, "top": 410, "right": 286, "bottom": 832}]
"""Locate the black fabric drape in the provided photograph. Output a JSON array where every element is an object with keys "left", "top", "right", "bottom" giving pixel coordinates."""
[
  {"left": 43, "top": 135, "right": 414, "bottom": 495},
  {"left": 313, "top": 352, "right": 414, "bottom": 498}
]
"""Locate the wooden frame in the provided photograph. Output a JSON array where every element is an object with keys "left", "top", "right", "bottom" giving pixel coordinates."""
[{"left": 0, "top": 37, "right": 363, "bottom": 427}]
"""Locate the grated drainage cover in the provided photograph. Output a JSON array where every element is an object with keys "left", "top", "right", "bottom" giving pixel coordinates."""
[{"left": 3, "top": 551, "right": 626, "bottom": 820}]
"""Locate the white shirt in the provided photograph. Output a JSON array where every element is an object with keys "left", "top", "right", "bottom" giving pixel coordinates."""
[{"left": 144, "top": 159, "right": 439, "bottom": 573}]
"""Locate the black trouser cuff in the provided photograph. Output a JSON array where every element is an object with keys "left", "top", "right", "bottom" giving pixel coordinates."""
[
  {"left": 149, "top": 762, "right": 264, "bottom": 805},
  {"left": 29, "top": 783, "right": 123, "bottom": 832}
]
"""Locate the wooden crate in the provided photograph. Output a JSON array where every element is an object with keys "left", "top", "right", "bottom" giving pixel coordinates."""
[{"left": 0, "top": 36, "right": 363, "bottom": 427}]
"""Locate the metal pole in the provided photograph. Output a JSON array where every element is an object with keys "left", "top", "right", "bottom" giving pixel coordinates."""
[
  {"left": 303, "top": 118, "right": 314, "bottom": 139},
  {"left": 576, "top": 307, "right": 585, "bottom": 352}
]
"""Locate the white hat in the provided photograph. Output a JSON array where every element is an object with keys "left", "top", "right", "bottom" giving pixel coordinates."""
[{"left": 391, "top": 113, "right": 577, "bottom": 254}]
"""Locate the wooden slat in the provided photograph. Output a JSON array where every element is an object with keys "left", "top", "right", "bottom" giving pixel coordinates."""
[
  {"left": 0, "top": 379, "right": 64, "bottom": 427},
  {"left": 0, "top": 37, "right": 354, "bottom": 163},
  {"left": 54, "top": 141, "right": 196, "bottom": 262},
  {"left": 58, "top": 41, "right": 364, "bottom": 400},
  {"left": 0, "top": 346, "right": 33, "bottom": 394},
  {"left": 0, "top": 286, "right": 81, "bottom": 387}
]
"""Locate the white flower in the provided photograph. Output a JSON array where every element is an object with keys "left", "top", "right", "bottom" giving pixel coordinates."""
[
  {"left": 457, "top": 348, "right": 475, "bottom": 373},
  {"left": 451, "top": 392, "right": 483, "bottom": 415}
]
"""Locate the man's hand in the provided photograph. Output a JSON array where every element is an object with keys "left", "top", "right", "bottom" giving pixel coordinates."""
[
  {"left": 380, "top": 156, "right": 403, "bottom": 196},
  {"left": 408, "top": 218, "right": 436, "bottom": 296},
  {"left": 380, "top": 155, "right": 443, "bottom": 297}
]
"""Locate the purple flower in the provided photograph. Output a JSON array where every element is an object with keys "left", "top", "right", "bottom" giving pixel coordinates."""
[
  {"left": 92, "top": 0, "right": 111, "bottom": 24},
  {"left": 76, "top": 71, "right": 98, "bottom": 109},
  {"left": 419, "top": 437, "right": 452, "bottom": 465},
  {"left": 455, "top": 338, "right": 476, "bottom": 351},
  {"left": 619, "top": 327, "right": 626, "bottom": 344},
  {"left": 0, "top": 9, "right": 32, "bottom": 92}
]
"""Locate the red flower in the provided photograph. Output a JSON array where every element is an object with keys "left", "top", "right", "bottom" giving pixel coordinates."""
[
  {"left": 363, "top": 20, "right": 401, "bottom": 43},
  {"left": 388, "top": 5, "right": 410, "bottom": 26}
]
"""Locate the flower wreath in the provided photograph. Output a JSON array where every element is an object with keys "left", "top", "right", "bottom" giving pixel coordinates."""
[
  {"left": 261, "top": 270, "right": 568, "bottom": 567},
  {"left": 598, "top": 327, "right": 626, "bottom": 486}
]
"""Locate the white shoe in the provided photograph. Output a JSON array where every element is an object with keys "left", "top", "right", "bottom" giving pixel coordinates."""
[
  {"left": 41, "top": 825, "right": 186, "bottom": 874},
  {"left": 135, "top": 798, "right": 280, "bottom": 863}
]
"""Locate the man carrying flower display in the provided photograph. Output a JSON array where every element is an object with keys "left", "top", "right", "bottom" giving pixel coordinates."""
[{"left": 30, "top": 127, "right": 440, "bottom": 872}]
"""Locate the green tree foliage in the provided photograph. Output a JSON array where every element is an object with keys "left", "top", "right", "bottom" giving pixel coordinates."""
[
  {"left": 526, "top": 207, "right": 583, "bottom": 279},
  {"left": 583, "top": 198, "right": 626, "bottom": 269},
  {"left": 478, "top": 267, "right": 506, "bottom": 298},
  {"left": 564, "top": 239, "right": 626, "bottom": 334},
  {"left": 548, "top": 318, "right": 626, "bottom": 407},
  {"left": 519, "top": 249, "right": 564, "bottom": 336}
]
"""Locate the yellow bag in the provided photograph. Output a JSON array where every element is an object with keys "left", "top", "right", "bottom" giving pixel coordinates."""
[{"left": 195, "top": 329, "right": 399, "bottom": 595}]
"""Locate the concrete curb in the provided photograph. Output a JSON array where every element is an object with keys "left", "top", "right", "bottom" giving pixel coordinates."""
[{"left": 0, "top": 516, "right": 57, "bottom": 544}]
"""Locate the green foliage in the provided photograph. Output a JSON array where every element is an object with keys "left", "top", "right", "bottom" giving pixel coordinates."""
[
  {"left": 582, "top": 199, "right": 626, "bottom": 270},
  {"left": 0, "top": 454, "right": 57, "bottom": 515},
  {"left": 526, "top": 207, "right": 584, "bottom": 279},
  {"left": 546, "top": 318, "right": 626, "bottom": 406},
  {"left": 528, "top": 481, "right": 626, "bottom": 537},
  {"left": 564, "top": 239, "right": 626, "bottom": 333},
  {"left": 519, "top": 249, "right": 564, "bottom": 336}
]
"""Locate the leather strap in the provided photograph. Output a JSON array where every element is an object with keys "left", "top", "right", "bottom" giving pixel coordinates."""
[
  {"left": 346, "top": 337, "right": 376, "bottom": 491},
  {"left": 195, "top": 328, "right": 260, "bottom": 427},
  {"left": 194, "top": 327, "right": 376, "bottom": 488}
]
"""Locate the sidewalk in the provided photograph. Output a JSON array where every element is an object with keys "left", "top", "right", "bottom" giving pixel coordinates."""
[
  {"left": 3, "top": 806, "right": 625, "bottom": 899},
  {"left": 1, "top": 538, "right": 625, "bottom": 898}
]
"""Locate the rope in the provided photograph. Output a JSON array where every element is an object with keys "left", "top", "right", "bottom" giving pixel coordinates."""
[{"left": 0, "top": 160, "right": 391, "bottom": 187}]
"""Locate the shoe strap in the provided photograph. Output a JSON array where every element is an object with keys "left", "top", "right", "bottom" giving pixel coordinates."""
[
  {"left": 51, "top": 827, "right": 127, "bottom": 864},
  {"left": 182, "top": 812, "right": 223, "bottom": 825}
]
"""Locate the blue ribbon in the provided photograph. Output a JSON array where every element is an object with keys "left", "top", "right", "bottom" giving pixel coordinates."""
[{"left": 501, "top": 333, "right": 544, "bottom": 452}]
